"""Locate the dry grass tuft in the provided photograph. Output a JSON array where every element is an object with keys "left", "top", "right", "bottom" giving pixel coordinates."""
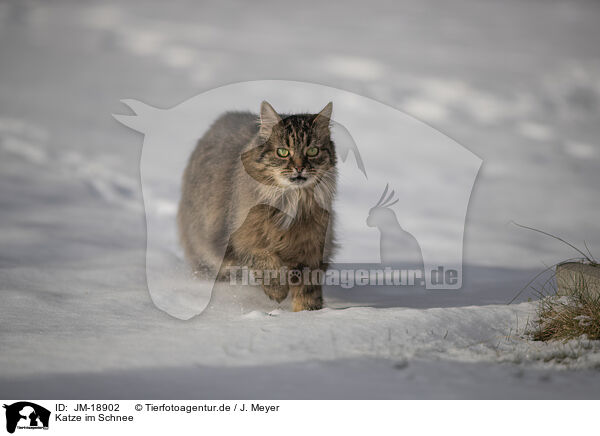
[
  {"left": 533, "top": 271, "right": 600, "bottom": 341},
  {"left": 509, "top": 222, "right": 599, "bottom": 341}
]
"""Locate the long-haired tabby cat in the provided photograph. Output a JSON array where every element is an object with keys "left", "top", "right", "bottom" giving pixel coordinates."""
[{"left": 178, "top": 101, "right": 337, "bottom": 311}]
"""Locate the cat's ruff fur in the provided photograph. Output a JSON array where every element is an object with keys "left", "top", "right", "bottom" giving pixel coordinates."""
[{"left": 177, "top": 101, "right": 337, "bottom": 311}]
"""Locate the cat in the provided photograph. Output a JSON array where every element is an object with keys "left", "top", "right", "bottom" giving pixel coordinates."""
[{"left": 177, "top": 101, "right": 337, "bottom": 311}]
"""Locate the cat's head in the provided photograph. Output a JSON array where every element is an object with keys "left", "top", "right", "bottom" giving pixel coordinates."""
[{"left": 243, "top": 101, "right": 337, "bottom": 190}]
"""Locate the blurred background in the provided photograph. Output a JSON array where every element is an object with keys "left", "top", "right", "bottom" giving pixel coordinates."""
[{"left": 1, "top": 0, "right": 600, "bottom": 398}]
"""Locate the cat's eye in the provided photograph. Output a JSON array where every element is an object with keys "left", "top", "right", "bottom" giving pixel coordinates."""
[
  {"left": 306, "top": 146, "right": 319, "bottom": 157},
  {"left": 276, "top": 148, "right": 290, "bottom": 158}
]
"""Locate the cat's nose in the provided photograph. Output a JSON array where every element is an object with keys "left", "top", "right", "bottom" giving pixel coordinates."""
[{"left": 295, "top": 166, "right": 304, "bottom": 173}]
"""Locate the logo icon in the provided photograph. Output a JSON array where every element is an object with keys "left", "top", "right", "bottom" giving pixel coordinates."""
[
  {"left": 367, "top": 184, "right": 424, "bottom": 268},
  {"left": 3, "top": 402, "right": 50, "bottom": 434}
]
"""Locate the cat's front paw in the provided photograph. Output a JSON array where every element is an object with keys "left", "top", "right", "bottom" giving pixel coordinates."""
[
  {"left": 292, "top": 295, "right": 323, "bottom": 312},
  {"left": 291, "top": 289, "right": 323, "bottom": 312},
  {"left": 262, "top": 283, "right": 289, "bottom": 303}
]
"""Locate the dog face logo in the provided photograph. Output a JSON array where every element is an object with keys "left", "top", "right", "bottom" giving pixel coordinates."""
[{"left": 3, "top": 402, "right": 50, "bottom": 434}]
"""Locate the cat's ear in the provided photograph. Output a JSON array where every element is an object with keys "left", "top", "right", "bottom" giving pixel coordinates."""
[
  {"left": 259, "top": 101, "right": 281, "bottom": 139},
  {"left": 312, "top": 102, "right": 333, "bottom": 133}
]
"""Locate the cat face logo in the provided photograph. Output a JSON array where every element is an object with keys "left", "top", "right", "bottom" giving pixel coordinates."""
[
  {"left": 3, "top": 402, "right": 50, "bottom": 434},
  {"left": 114, "top": 80, "right": 481, "bottom": 319}
]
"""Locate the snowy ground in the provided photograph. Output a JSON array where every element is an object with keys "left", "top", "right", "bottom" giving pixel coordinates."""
[{"left": 1, "top": 0, "right": 600, "bottom": 398}]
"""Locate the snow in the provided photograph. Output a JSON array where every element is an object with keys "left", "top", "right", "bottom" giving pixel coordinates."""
[{"left": 1, "top": 0, "right": 600, "bottom": 399}]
